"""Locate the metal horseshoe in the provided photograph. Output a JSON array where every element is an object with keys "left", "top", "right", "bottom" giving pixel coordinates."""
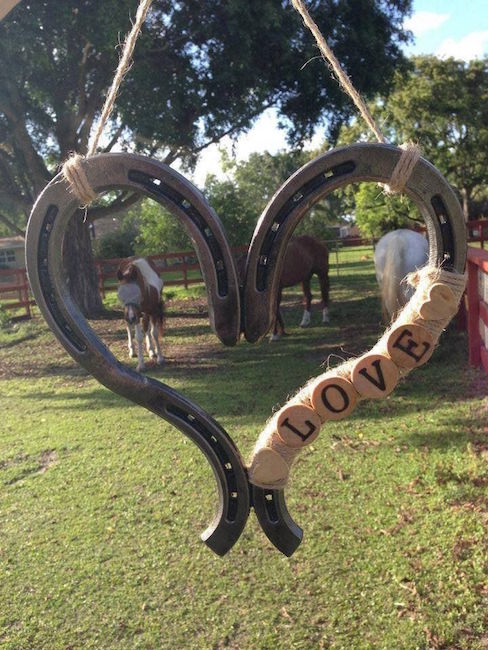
[
  {"left": 25, "top": 152, "right": 301, "bottom": 556},
  {"left": 243, "top": 143, "right": 467, "bottom": 544}
]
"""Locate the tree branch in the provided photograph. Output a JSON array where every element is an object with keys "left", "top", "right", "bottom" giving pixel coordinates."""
[
  {"left": 86, "top": 192, "right": 142, "bottom": 221},
  {"left": 0, "top": 212, "right": 25, "bottom": 237}
]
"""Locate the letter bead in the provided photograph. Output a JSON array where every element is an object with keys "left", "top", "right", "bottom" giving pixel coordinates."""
[
  {"left": 310, "top": 376, "right": 358, "bottom": 421},
  {"left": 351, "top": 354, "right": 399, "bottom": 399},
  {"left": 418, "top": 283, "right": 458, "bottom": 320},
  {"left": 277, "top": 404, "right": 322, "bottom": 448},
  {"left": 387, "top": 323, "right": 434, "bottom": 368}
]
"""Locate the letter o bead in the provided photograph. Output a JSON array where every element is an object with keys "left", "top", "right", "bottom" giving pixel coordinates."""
[
  {"left": 276, "top": 404, "right": 322, "bottom": 448},
  {"left": 351, "top": 354, "right": 399, "bottom": 399},
  {"left": 386, "top": 323, "right": 434, "bottom": 369},
  {"left": 310, "top": 376, "right": 358, "bottom": 421}
]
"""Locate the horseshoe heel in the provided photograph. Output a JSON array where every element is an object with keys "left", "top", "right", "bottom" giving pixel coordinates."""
[
  {"left": 244, "top": 143, "right": 466, "bottom": 343},
  {"left": 251, "top": 485, "right": 303, "bottom": 556},
  {"left": 25, "top": 153, "right": 248, "bottom": 555}
]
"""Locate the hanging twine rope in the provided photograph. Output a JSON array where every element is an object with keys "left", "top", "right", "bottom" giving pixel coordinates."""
[
  {"left": 290, "top": 0, "right": 420, "bottom": 193},
  {"left": 63, "top": 0, "right": 153, "bottom": 206}
]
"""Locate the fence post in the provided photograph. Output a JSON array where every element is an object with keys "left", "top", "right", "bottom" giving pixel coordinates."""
[
  {"left": 467, "top": 257, "right": 481, "bottom": 367},
  {"left": 95, "top": 261, "right": 105, "bottom": 299}
]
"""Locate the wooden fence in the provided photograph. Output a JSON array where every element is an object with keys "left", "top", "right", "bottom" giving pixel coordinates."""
[
  {"left": 465, "top": 246, "right": 488, "bottom": 374},
  {"left": 466, "top": 219, "right": 488, "bottom": 249},
  {"left": 0, "top": 267, "right": 34, "bottom": 320},
  {"left": 94, "top": 246, "right": 248, "bottom": 298}
]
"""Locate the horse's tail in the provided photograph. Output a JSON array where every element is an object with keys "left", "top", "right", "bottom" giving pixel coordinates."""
[{"left": 381, "top": 244, "right": 405, "bottom": 322}]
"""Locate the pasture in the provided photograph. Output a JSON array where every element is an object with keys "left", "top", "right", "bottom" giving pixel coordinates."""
[{"left": 1, "top": 247, "right": 487, "bottom": 649}]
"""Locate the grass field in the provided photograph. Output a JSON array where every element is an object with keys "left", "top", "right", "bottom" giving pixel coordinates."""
[{"left": 1, "top": 247, "right": 487, "bottom": 649}]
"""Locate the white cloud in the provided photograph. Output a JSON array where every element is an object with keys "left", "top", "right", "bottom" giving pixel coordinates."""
[
  {"left": 436, "top": 31, "right": 488, "bottom": 60},
  {"left": 404, "top": 11, "right": 450, "bottom": 36}
]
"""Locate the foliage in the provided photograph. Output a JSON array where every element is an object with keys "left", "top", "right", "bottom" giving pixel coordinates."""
[
  {"left": 132, "top": 199, "right": 192, "bottom": 255},
  {"left": 204, "top": 149, "right": 349, "bottom": 245},
  {"left": 387, "top": 56, "right": 488, "bottom": 219},
  {"left": 353, "top": 182, "right": 419, "bottom": 238},
  {"left": 0, "top": 0, "right": 412, "bottom": 227},
  {"left": 92, "top": 217, "right": 139, "bottom": 260},
  {"left": 339, "top": 56, "right": 488, "bottom": 224}
]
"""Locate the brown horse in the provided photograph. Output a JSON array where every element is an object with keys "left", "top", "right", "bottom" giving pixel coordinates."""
[
  {"left": 117, "top": 257, "right": 165, "bottom": 372},
  {"left": 237, "top": 235, "right": 330, "bottom": 340},
  {"left": 272, "top": 235, "right": 330, "bottom": 340}
]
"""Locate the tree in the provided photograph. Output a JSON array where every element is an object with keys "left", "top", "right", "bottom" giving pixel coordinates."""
[
  {"left": 204, "top": 149, "right": 350, "bottom": 246},
  {"left": 0, "top": 0, "right": 412, "bottom": 314},
  {"left": 353, "top": 182, "right": 417, "bottom": 238},
  {"left": 387, "top": 56, "right": 488, "bottom": 221}
]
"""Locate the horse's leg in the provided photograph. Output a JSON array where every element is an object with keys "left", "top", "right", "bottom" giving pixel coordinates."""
[
  {"left": 299, "top": 277, "right": 312, "bottom": 327},
  {"left": 143, "top": 313, "right": 156, "bottom": 359},
  {"left": 135, "top": 321, "right": 145, "bottom": 372},
  {"left": 270, "top": 289, "right": 284, "bottom": 341},
  {"left": 126, "top": 322, "right": 136, "bottom": 358},
  {"left": 318, "top": 269, "right": 330, "bottom": 324},
  {"left": 151, "top": 314, "right": 165, "bottom": 365}
]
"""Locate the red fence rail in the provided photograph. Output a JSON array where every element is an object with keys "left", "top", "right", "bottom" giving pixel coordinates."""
[
  {"left": 465, "top": 246, "right": 488, "bottom": 374},
  {"left": 0, "top": 267, "right": 34, "bottom": 320},
  {"left": 94, "top": 246, "right": 249, "bottom": 299}
]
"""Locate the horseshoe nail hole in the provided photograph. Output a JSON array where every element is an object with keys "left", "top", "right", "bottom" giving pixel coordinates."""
[
  {"left": 181, "top": 199, "right": 191, "bottom": 209},
  {"left": 210, "top": 435, "right": 218, "bottom": 444},
  {"left": 224, "top": 462, "right": 232, "bottom": 470},
  {"left": 216, "top": 260, "right": 224, "bottom": 271},
  {"left": 187, "top": 413, "right": 195, "bottom": 422},
  {"left": 204, "top": 227, "right": 212, "bottom": 237},
  {"left": 259, "top": 255, "right": 268, "bottom": 266},
  {"left": 271, "top": 222, "right": 280, "bottom": 232},
  {"left": 324, "top": 169, "right": 334, "bottom": 178},
  {"left": 293, "top": 192, "right": 303, "bottom": 202},
  {"left": 151, "top": 178, "right": 161, "bottom": 186},
  {"left": 265, "top": 493, "right": 273, "bottom": 501},
  {"left": 230, "top": 492, "right": 238, "bottom": 499}
]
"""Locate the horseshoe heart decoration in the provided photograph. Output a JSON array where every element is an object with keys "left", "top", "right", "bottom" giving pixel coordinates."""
[{"left": 25, "top": 144, "right": 467, "bottom": 557}]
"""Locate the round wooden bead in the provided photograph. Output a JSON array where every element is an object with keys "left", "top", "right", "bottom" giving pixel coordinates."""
[
  {"left": 310, "top": 376, "right": 358, "bottom": 421},
  {"left": 276, "top": 404, "right": 321, "bottom": 448},
  {"left": 351, "top": 354, "right": 399, "bottom": 399},
  {"left": 418, "top": 283, "right": 457, "bottom": 320},
  {"left": 386, "top": 323, "right": 434, "bottom": 369},
  {"left": 249, "top": 448, "right": 289, "bottom": 487}
]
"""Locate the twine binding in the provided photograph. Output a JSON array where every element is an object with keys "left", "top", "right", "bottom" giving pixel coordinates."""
[{"left": 248, "top": 266, "right": 467, "bottom": 489}]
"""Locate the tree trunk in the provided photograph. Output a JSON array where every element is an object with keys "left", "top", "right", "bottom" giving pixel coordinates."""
[
  {"left": 62, "top": 210, "right": 104, "bottom": 318},
  {"left": 460, "top": 188, "right": 470, "bottom": 222}
]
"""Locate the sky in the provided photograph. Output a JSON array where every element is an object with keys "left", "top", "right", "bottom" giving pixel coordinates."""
[{"left": 190, "top": 0, "right": 488, "bottom": 186}]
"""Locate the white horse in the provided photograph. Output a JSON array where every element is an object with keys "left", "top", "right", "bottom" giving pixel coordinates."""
[{"left": 374, "top": 229, "right": 428, "bottom": 321}]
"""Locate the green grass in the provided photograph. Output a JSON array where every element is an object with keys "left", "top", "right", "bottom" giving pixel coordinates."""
[{"left": 1, "top": 249, "right": 487, "bottom": 649}]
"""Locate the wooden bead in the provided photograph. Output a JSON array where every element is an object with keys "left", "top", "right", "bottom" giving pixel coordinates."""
[
  {"left": 249, "top": 448, "right": 289, "bottom": 486},
  {"left": 387, "top": 323, "right": 435, "bottom": 369},
  {"left": 418, "top": 283, "right": 457, "bottom": 320},
  {"left": 276, "top": 404, "right": 322, "bottom": 448},
  {"left": 351, "top": 354, "right": 399, "bottom": 399},
  {"left": 310, "top": 376, "right": 358, "bottom": 421}
]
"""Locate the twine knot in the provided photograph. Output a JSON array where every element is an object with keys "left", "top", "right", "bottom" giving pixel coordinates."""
[
  {"left": 62, "top": 154, "right": 97, "bottom": 206},
  {"left": 384, "top": 142, "right": 421, "bottom": 194}
]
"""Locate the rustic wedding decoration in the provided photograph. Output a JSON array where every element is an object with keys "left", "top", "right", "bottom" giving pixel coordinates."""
[{"left": 25, "top": 0, "right": 467, "bottom": 556}]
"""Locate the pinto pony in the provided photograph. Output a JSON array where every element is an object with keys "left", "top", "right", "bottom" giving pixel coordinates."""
[
  {"left": 116, "top": 258, "right": 165, "bottom": 372},
  {"left": 374, "top": 229, "right": 428, "bottom": 322}
]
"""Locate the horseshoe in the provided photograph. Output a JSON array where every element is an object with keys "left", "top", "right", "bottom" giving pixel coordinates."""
[
  {"left": 25, "top": 152, "right": 303, "bottom": 556},
  {"left": 243, "top": 142, "right": 466, "bottom": 519}
]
